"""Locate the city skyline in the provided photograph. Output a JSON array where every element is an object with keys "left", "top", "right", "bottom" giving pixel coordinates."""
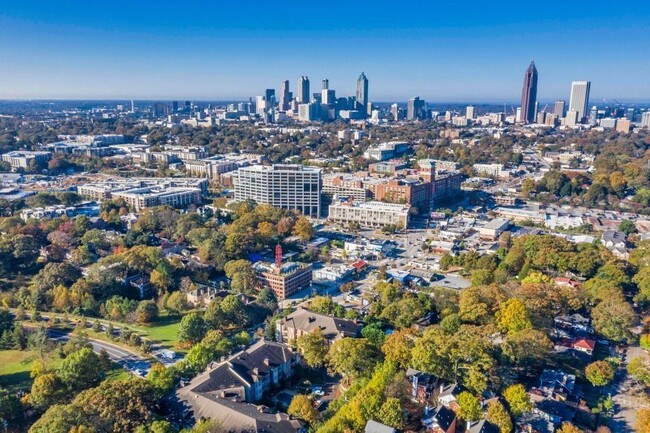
[{"left": 1, "top": 1, "right": 649, "bottom": 101}]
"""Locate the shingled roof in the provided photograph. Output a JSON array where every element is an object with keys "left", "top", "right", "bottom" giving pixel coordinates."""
[{"left": 278, "top": 307, "right": 360, "bottom": 341}]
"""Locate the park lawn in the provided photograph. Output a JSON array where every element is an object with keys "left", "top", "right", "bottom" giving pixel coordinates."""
[
  {"left": 129, "top": 315, "right": 182, "bottom": 351},
  {"left": 0, "top": 350, "right": 34, "bottom": 392}
]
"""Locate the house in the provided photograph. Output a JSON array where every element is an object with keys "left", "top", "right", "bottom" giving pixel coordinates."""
[
  {"left": 554, "top": 277, "right": 581, "bottom": 289},
  {"left": 465, "top": 420, "right": 499, "bottom": 433},
  {"left": 437, "top": 383, "right": 463, "bottom": 409},
  {"left": 537, "top": 369, "right": 576, "bottom": 401},
  {"left": 601, "top": 230, "right": 628, "bottom": 259},
  {"left": 406, "top": 368, "right": 439, "bottom": 403},
  {"left": 554, "top": 314, "right": 593, "bottom": 334},
  {"left": 186, "top": 285, "right": 225, "bottom": 307},
  {"left": 422, "top": 405, "right": 456, "bottom": 433},
  {"left": 365, "top": 420, "right": 397, "bottom": 433},
  {"left": 571, "top": 338, "right": 595, "bottom": 356},
  {"left": 276, "top": 307, "right": 361, "bottom": 344}
]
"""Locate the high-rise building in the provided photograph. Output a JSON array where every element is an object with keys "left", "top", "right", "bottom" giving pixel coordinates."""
[
  {"left": 466, "top": 106, "right": 475, "bottom": 119},
  {"left": 554, "top": 100, "right": 566, "bottom": 118},
  {"left": 407, "top": 97, "right": 425, "bottom": 120},
  {"left": 265, "top": 89, "right": 276, "bottom": 108},
  {"left": 234, "top": 164, "right": 321, "bottom": 218},
  {"left": 279, "top": 80, "right": 291, "bottom": 111},
  {"left": 520, "top": 61, "right": 538, "bottom": 124},
  {"left": 298, "top": 76, "right": 310, "bottom": 104},
  {"left": 589, "top": 106, "right": 598, "bottom": 125},
  {"left": 569, "top": 81, "right": 591, "bottom": 123},
  {"left": 565, "top": 110, "right": 579, "bottom": 127},
  {"left": 321, "top": 79, "right": 335, "bottom": 105},
  {"left": 391, "top": 103, "right": 400, "bottom": 121},
  {"left": 642, "top": 112, "right": 650, "bottom": 128},
  {"left": 356, "top": 72, "right": 369, "bottom": 112}
]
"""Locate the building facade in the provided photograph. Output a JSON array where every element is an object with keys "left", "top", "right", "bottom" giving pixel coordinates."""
[
  {"left": 328, "top": 200, "right": 410, "bottom": 228},
  {"left": 569, "top": 81, "right": 591, "bottom": 123},
  {"left": 254, "top": 261, "right": 313, "bottom": 300},
  {"left": 520, "top": 61, "right": 538, "bottom": 124}
]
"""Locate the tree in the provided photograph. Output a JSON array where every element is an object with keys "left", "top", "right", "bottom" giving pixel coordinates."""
[
  {"left": 149, "top": 268, "right": 171, "bottom": 294},
  {"left": 287, "top": 394, "right": 318, "bottom": 424},
  {"left": 585, "top": 361, "right": 615, "bottom": 387},
  {"left": 30, "top": 373, "right": 65, "bottom": 410},
  {"left": 378, "top": 397, "right": 405, "bottom": 430},
  {"left": 381, "top": 328, "right": 415, "bottom": 369},
  {"left": 58, "top": 347, "right": 104, "bottom": 391},
  {"left": 224, "top": 260, "right": 257, "bottom": 294},
  {"left": 503, "top": 384, "right": 533, "bottom": 417},
  {"left": 457, "top": 392, "right": 482, "bottom": 422},
  {"left": 135, "top": 300, "right": 159, "bottom": 324},
  {"left": 486, "top": 401, "right": 513, "bottom": 433},
  {"left": 636, "top": 408, "right": 650, "bottom": 433},
  {"left": 146, "top": 363, "right": 175, "bottom": 397},
  {"left": 296, "top": 329, "right": 328, "bottom": 368},
  {"left": 502, "top": 329, "right": 553, "bottom": 370},
  {"left": 496, "top": 298, "right": 532, "bottom": 335},
  {"left": 293, "top": 217, "right": 313, "bottom": 241},
  {"left": 557, "top": 423, "right": 583, "bottom": 433},
  {"left": 166, "top": 291, "right": 189, "bottom": 315},
  {"left": 627, "top": 357, "right": 650, "bottom": 385},
  {"left": 327, "top": 338, "right": 380, "bottom": 380},
  {"left": 177, "top": 312, "right": 206, "bottom": 345},
  {"left": 618, "top": 219, "right": 637, "bottom": 236},
  {"left": 591, "top": 296, "right": 636, "bottom": 343},
  {"left": 0, "top": 387, "right": 24, "bottom": 426}
]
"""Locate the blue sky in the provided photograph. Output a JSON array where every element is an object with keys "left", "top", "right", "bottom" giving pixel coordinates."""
[{"left": 1, "top": 1, "right": 649, "bottom": 102}]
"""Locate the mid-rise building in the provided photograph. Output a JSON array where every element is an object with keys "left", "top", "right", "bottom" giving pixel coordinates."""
[
  {"left": 363, "top": 141, "right": 410, "bottom": 161},
  {"left": 375, "top": 178, "right": 431, "bottom": 212},
  {"left": 554, "top": 100, "right": 566, "bottom": 118},
  {"left": 569, "top": 81, "right": 591, "bottom": 123},
  {"left": 466, "top": 106, "right": 475, "bottom": 120},
  {"left": 616, "top": 118, "right": 631, "bottom": 133},
  {"left": 234, "top": 164, "right": 321, "bottom": 218},
  {"left": 254, "top": 261, "right": 313, "bottom": 300},
  {"left": 1, "top": 151, "right": 52, "bottom": 171},
  {"left": 642, "top": 111, "right": 650, "bottom": 128},
  {"left": 328, "top": 199, "right": 410, "bottom": 228}
]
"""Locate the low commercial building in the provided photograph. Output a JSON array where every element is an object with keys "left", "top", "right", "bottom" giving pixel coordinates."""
[
  {"left": 276, "top": 307, "right": 360, "bottom": 344},
  {"left": 112, "top": 186, "right": 202, "bottom": 211},
  {"left": 328, "top": 200, "right": 410, "bottom": 228},
  {"left": 478, "top": 218, "right": 510, "bottom": 240},
  {"left": 313, "top": 264, "right": 353, "bottom": 282},
  {"left": 254, "top": 261, "right": 313, "bottom": 300},
  {"left": 363, "top": 141, "right": 410, "bottom": 161}
]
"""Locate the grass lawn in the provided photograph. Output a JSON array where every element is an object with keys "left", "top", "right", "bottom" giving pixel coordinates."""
[
  {"left": 0, "top": 350, "right": 35, "bottom": 392},
  {"left": 128, "top": 315, "right": 182, "bottom": 351}
]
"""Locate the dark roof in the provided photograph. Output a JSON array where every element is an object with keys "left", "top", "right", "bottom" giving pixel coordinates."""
[
  {"left": 431, "top": 405, "right": 456, "bottom": 431},
  {"left": 466, "top": 420, "right": 499, "bottom": 433}
]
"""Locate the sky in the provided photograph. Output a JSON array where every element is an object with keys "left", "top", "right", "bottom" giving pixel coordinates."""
[{"left": 0, "top": 1, "right": 649, "bottom": 102}]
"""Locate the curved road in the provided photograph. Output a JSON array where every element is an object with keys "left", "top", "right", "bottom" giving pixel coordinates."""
[{"left": 46, "top": 328, "right": 145, "bottom": 363}]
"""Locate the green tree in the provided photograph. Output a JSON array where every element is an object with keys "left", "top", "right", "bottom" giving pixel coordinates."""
[
  {"left": 627, "top": 357, "right": 650, "bottom": 385},
  {"left": 585, "top": 361, "right": 615, "bottom": 387},
  {"left": 0, "top": 387, "right": 24, "bottom": 427},
  {"left": 381, "top": 328, "right": 415, "bottom": 369},
  {"left": 496, "top": 298, "right": 532, "bottom": 335},
  {"left": 557, "top": 423, "right": 583, "bottom": 433},
  {"left": 591, "top": 296, "right": 636, "bottom": 343},
  {"left": 486, "top": 400, "right": 513, "bottom": 433},
  {"left": 636, "top": 408, "right": 650, "bottom": 433},
  {"left": 457, "top": 391, "right": 482, "bottom": 422},
  {"left": 146, "top": 363, "right": 175, "bottom": 397},
  {"left": 502, "top": 329, "right": 553, "bottom": 370},
  {"left": 618, "top": 219, "right": 637, "bottom": 236},
  {"left": 30, "top": 373, "right": 65, "bottom": 410},
  {"left": 327, "top": 338, "right": 380, "bottom": 380},
  {"left": 58, "top": 347, "right": 104, "bottom": 391},
  {"left": 177, "top": 312, "right": 207, "bottom": 345},
  {"left": 503, "top": 384, "right": 533, "bottom": 417},
  {"left": 136, "top": 300, "right": 159, "bottom": 324},
  {"left": 378, "top": 397, "right": 405, "bottom": 430},
  {"left": 296, "top": 329, "right": 328, "bottom": 368},
  {"left": 224, "top": 260, "right": 257, "bottom": 294},
  {"left": 287, "top": 394, "right": 318, "bottom": 424}
]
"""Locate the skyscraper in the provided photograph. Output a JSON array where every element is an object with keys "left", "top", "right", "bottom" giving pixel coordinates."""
[
  {"left": 554, "top": 100, "right": 566, "bottom": 118},
  {"left": 569, "top": 81, "right": 591, "bottom": 123},
  {"left": 466, "top": 106, "right": 475, "bottom": 119},
  {"left": 407, "top": 97, "right": 425, "bottom": 120},
  {"left": 298, "top": 76, "right": 310, "bottom": 104},
  {"left": 279, "top": 80, "right": 291, "bottom": 111},
  {"left": 356, "top": 72, "right": 369, "bottom": 112},
  {"left": 520, "top": 61, "right": 538, "bottom": 124},
  {"left": 321, "top": 79, "right": 335, "bottom": 105}
]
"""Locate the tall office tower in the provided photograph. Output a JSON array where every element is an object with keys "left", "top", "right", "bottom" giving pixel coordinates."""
[
  {"left": 298, "top": 76, "right": 310, "bottom": 103},
  {"left": 642, "top": 111, "right": 650, "bottom": 128},
  {"left": 130, "top": 100, "right": 135, "bottom": 113},
  {"left": 279, "top": 80, "right": 291, "bottom": 111},
  {"left": 569, "top": 81, "right": 591, "bottom": 123},
  {"left": 391, "top": 103, "right": 400, "bottom": 121},
  {"left": 321, "top": 79, "right": 335, "bottom": 105},
  {"left": 565, "top": 110, "right": 579, "bottom": 126},
  {"left": 264, "top": 89, "right": 276, "bottom": 107},
  {"left": 520, "top": 61, "right": 538, "bottom": 124},
  {"left": 356, "top": 72, "right": 369, "bottom": 112},
  {"left": 172, "top": 101, "right": 179, "bottom": 112},
  {"left": 466, "top": 106, "right": 476, "bottom": 119},
  {"left": 626, "top": 107, "right": 637, "bottom": 122},
  {"left": 554, "top": 100, "right": 566, "bottom": 118},
  {"left": 407, "top": 97, "right": 425, "bottom": 120},
  {"left": 234, "top": 164, "right": 321, "bottom": 218}
]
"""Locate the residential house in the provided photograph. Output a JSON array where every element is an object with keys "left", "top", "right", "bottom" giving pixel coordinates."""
[
  {"left": 571, "top": 338, "right": 595, "bottom": 356},
  {"left": 406, "top": 368, "right": 439, "bottom": 404},
  {"left": 601, "top": 230, "right": 628, "bottom": 259},
  {"left": 365, "top": 420, "right": 397, "bottom": 433},
  {"left": 422, "top": 405, "right": 456, "bottom": 433},
  {"left": 437, "top": 383, "right": 464, "bottom": 409},
  {"left": 465, "top": 420, "right": 499, "bottom": 433}
]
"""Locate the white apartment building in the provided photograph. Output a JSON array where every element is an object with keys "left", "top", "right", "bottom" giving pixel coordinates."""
[
  {"left": 328, "top": 200, "right": 410, "bottom": 228},
  {"left": 112, "top": 187, "right": 202, "bottom": 211},
  {"left": 234, "top": 164, "right": 321, "bottom": 218},
  {"left": 473, "top": 163, "right": 506, "bottom": 178},
  {"left": 2, "top": 151, "right": 52, "bottom": 171}
]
